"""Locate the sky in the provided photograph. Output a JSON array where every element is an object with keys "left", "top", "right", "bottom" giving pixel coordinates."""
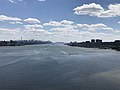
[{"left": 0, "top": 0, "right": 120, "bottom": 42}]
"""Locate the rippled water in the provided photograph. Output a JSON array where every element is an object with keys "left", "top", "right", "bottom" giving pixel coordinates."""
[{"left": 0, "top": 44, "right": 120, "bottom": 90}]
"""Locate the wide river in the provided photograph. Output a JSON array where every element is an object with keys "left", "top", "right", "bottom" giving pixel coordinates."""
[{"left": 0, "top": 44, "right": 120, "bottom": 90}]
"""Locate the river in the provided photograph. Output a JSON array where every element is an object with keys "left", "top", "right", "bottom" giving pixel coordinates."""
[{"left": 0, "top": 44, "right": 120, "bottom": 90}]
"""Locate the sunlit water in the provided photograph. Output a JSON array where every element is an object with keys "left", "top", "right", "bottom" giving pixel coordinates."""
[{"left": 0, "top": 44, "right": 120, "bottom": 90}]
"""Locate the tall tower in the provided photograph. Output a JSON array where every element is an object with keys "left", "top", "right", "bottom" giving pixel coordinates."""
[{"left": 21, "top": 37, "right": 23, "bottom": 41}]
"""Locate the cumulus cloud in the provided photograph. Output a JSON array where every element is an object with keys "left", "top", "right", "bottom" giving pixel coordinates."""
[
  {"left": 0, "top": 28, "right": 20, "bottom": 35},
  {"left": 0, "top": 27, "right": 51, "bottom": 40},
  {"left": 0, "top": 24, "right": 119, "bottom": 42},
  {"left": 118, "top": 21, "right": 120, "bottom": 24},
  {"left": 49, "top": 27, "right": 120, "bottom": 42},
  {"left": 0, "top": 28, "right": 22, "bottom": 40},
  {"left": 73, "top": 3, "right": 120, "bottom": 18},
  {"left": 23, "top": 29, "right": 50, "bottom": 37},
  {"left": 24, "top": 24, "right": 43, "bottom": 30},
  {"left": 51, "top": 25, "right": 77, "bottom": 33},
  {"left": 0, "top": 15, "right": 22, "bottom": 21},
  {"left": 9, "top": 21, "right": 23, "bottom": 24},
  {"left": 0, "top": 14, "right": 119, "bottom": 42},
  {"left": 0, "top": 15, "right": 41, "bottom": 24},
  {"left": 51, "top": 27, "right": 79, "bottom": 37},
  {"left": 24, "top": 18, "right": 40, "bottom": 24},
  {"left": 43, "top": 20, "right": 74, "bottom": 26},
  {"left": 61, "top": 20, "right": 74, "bottom": 25},
  {"left": 77, "top": 23, "right": 113, "bottom": 31}
]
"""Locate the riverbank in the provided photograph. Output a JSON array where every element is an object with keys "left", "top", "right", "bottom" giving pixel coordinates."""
[
  {"left": 66, "top": 39, "right": 120, "bottom": 51},
  {"left": 0, "top": 40, "right": 52, "bottom": 46}
]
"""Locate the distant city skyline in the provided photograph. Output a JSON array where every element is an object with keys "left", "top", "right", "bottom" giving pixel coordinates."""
[{"left": 0, "top": 0, "right": 120, "bottom": 42}]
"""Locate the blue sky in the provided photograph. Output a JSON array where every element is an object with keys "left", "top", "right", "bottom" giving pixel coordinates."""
[{"left": 0, "top": 0, "right": 120, "bottom": 42}]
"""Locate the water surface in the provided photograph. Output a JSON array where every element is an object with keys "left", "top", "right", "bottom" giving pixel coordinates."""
[{"left": 0, "top": 44, "right": 120, "bottom": 90}]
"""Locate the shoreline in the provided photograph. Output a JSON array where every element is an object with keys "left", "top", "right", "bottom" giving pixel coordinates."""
[{"left": 66, "top": 39, "right": 120, "bottom": 52}]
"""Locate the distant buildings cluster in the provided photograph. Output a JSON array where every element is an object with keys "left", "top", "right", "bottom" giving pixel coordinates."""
[
  {"left": 0, "top": 39, "right": 52, "bottom": 46},
  {"left": 67, "top": 39, "right": 120, "bottom": 51}
]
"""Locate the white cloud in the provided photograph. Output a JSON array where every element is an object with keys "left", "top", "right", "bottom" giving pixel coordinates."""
[
  {"left": 43, "top": 20, "right": 74, "bottom": 27},
  {"left": 51, "top": 25, "right": 77, "bottom": 32},
  {"left": 8, "top": 0, "right": 23, "bottom": 3},
  {"left": 24, "top": 18, "right": 41, "bottom": 24},
  {"left": 9, "top": 21, "right": 23, "bottom": 24},
  {"left": 0, "top": 14, "right": 119, "bottom": 42},
  {"left": 24, "top": 24, "right": 43, "bottom": 30},
  {"left": 8, "top": 0, "right": 45, "bottom": 3},
  {"left": 49, "top": 27, "right": 120, "bottom": 42},
  {"left": 9, "top": 0, "right": 14, "bottom": 3},
  {"left": 77, "top": 23, "right": 113, "bottom": 31},
  {"left": 0, "top": 27, "right": 51, "bottom": 40},
  {"left": 61, "top": 20, "right": 74, "bottom": 25},
  {"left": 38, "top": 0, "right": 46, "bottom": 2},
  {"left": 0, "top": 15, "right": 22, "bottom": 21},
  {"left": 0, "top": 15, "right": 41, "bottom": 24},
  {"left": 0, "top": 28, "right": 21, "bottom": 40},
  {"left": 44, "top": 21, "right": 61, "bottom": 26},
  {"left": 23, "top": 29, "right": 50, "bottom": 36},
  {"left": 0, "top": 26, "right": 119, "bottom": 42},
  {"left": 21, "top": 27, "right": 51, "bottom": 40},
  {"left": 51, "top": 27, "right": 79, "bottom": 38},
  {"left": 0, "top": 28, "right": 20, "bottom": 34},
  {"left": 118, "top": 21, "right": 120, "bottom": 24},
  {"left": 73, "top": 3, "right": 120, "bottom": 18}
]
